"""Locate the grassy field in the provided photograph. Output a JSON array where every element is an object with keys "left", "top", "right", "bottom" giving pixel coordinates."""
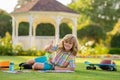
[{"left": 0, "top": 56, "right": 120, "bottom": 80}]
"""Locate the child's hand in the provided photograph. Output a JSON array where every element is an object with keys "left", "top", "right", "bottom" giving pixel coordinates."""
[
  {"left": 49, "top": 40, "right": 54, "bottom": 48},
  {"left": 44, "top": 41, "right": 54, "bottom": 52}
]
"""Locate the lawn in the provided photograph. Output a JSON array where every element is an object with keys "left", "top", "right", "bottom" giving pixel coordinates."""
[{"left": 0, "top": 56, "right": 120, "bottom": 80}]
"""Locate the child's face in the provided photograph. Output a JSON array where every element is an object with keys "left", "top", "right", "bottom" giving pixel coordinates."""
[{"left": 63, "top": 40, "right": 73, "bottom": 51}]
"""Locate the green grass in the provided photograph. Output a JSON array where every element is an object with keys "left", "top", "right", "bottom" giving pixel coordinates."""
[{"left": 0, "top": 56, "right": 120, "bottom": 80}]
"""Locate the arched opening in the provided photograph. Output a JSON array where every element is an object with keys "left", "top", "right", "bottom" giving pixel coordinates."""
[
  {"left": 36, "top": 23, "right": 55, "bottom": 36},
  {"left": 18, "top": 22, "right": 29, "bottom": 36},
  {"left": 60, "top": 23, "right": 72, "bottom": 38}
]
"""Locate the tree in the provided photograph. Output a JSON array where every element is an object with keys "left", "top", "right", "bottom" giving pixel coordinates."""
[
  {"left": 68, "top": 0, "right": 120, "bottom": 32},
  {"left": 77, "top": 24, "right": 106, "bottom": 43},
  {"left": 0, "top": 9, "right": 12, "bottom": 37}
]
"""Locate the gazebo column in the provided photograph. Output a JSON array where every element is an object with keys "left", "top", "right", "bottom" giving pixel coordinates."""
[
  {"left": 55, "top": 22, "right": 59, "bottom": 44},
  {"left": 33, "top": 26, "right": 36, "bottom": 36},
  {"left": 55, "top": 16, "right": 62, "bottom": 44},
  {"left": 72, "top": 18, "right": 77, "bottom": 37},
  {"left": 15, "top": 22, "right": 19, "bottom": 44},
  {"left": 32, "top": 25, "right": 37, "bottom": 47},
  {"left": 12, "top": 16, "right": 16, "bottom": 45},
  {"left": 28, "top": 16, "right": 33, "bottom": 47}
]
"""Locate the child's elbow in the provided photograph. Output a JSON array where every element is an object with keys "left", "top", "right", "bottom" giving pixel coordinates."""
[{"left": 69, "top": 68, "right": 75, "bottom": 71}]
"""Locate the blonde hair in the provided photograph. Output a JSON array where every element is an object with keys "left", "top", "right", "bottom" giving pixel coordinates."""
[{"left": 58, "top": 34, "right": 78, "bottom": 56}]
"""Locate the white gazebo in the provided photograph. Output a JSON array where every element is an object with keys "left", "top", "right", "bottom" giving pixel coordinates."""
[{"left": 11, "top": 0, "right": 79, "bottom": 49}]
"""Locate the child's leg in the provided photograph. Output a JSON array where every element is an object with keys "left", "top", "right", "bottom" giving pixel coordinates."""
[
  {"left": 23, "top": 56, "right": 51, "bottom": 70},
  {"left": 34, "top": 56, "right": 47, "bottom": 63},
  {"left": 26, "top": 56, "right": 47, "bottom": 64},
  {"left": 32, "top": 63, "right": 44, "bottom": 69},
  {"left": 26, "top": 59, "right": 35, "bottom": 64},
  {"left": 19, "top": 60, "right": 34, "bottom": 69},
  {"left": 32, "top": 62, "right": 53, "bottom": 70}
]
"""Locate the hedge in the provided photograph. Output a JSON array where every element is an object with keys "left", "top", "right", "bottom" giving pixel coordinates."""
[{"left": 109, "top": 48, "right": 120, "bottom": 55}]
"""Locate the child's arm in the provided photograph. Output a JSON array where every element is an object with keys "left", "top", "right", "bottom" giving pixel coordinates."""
[{"left": 54, "top": 57, "right": 75, "bottom": 71}]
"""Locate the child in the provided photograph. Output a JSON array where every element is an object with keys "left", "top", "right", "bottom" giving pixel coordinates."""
[{"left": 20, "top": 34, "right": 78, "bottom": 71}]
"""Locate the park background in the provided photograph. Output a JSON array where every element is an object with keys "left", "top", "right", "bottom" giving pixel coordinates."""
[{"left": 0, "top": 0, "right": 120, "bottom": 80}]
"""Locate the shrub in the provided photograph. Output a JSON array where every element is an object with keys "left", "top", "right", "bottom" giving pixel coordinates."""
[
  {"left": 110, "top": 33, "right": 120, "bottom": 48},
  {"left": 109, "top": 48, "right": 120, "bottom": 55},
  {"left": 79, "top": 41, "right": 109, "bottom": 55},
  {"left": 94, "top": 44, "right": 109, "bottom": 55},
  {"left": 0, "top": 32, "right": 13, "bottom": 55},
  {"left": 12, "top": 43, "right": 24, "bottom": 55},
  {"left": 25, "top": 48, "right": 37, "bottom": 56}
]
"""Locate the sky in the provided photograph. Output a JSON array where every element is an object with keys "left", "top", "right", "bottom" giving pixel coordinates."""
[{"left": 0, "top": 0, "right": 71, "bottom": 13}]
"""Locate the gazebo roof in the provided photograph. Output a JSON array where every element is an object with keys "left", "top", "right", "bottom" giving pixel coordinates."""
[{"left": 13, "top": 0, "right": 78, "bottom": 14}]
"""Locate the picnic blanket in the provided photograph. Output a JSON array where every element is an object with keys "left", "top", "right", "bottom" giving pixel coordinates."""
[
  {"left": 38, "top": 70, "right": 74, "bottom": 73},
  {"left": 2, "top": 70, "right": 74, "bottom": 73}
]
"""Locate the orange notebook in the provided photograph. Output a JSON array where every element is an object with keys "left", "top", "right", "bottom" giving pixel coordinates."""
[{"left": 0, "top": 61, "right": 10, "bottom": 70}]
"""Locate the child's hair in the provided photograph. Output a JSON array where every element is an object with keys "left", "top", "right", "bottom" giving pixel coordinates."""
[{"left": 58, "top": 34, "right": 78, "bottom": 56}]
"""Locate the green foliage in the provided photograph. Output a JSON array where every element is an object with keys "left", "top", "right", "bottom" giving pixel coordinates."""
[
  {"left": 0, "top": 32, "right": 47, "bottom": 56},
  {"left": 94, "top": 44, "right": 109, "bottom": 55},
  {"left": 22, "top": 48, "right": 46, "bottom": 56},
  {"left": 90, "top": 0, "right": 118, "bottom": 32},
  {"left": 12, "top": 45, "right": 46, "bottom": 56},
  {"left": 69, "top": 0, "right": 119, "bottom": 32},
  {"left": 36, "top": 23, "right": 55, "bottom": 36},
  {"left": 18, "top": 22, "right": 29, "bottom": 36},
  {"left": 12, "top": 43, "right": 24, "bottom": 55},
  {"left": 109, "top": 48, "right": 120, "bottom": 54},
  {"left": 79, "top": 41, "right": 108, "bottom": 55},
  {"left": 36, "top": 49, "right": 46, "bottom": 56},
  {"left": 0, "top": 9, "right": 12, "bottom": 37},
  {"left": 111, "top": 33, "right": 120, "bottom": 48},
  {"left": 68, "top": 0, "right": 91, "bottom": 27},
  {"left": 25, "top": 48, "right": 37, "bottom": 56},
  {"left": 0, "top": 32, "right": 12, "bottom": 55},
  {"left": 77, "top": 24, "right": 106, "bottom": 43},
  {"left": 60, "top": 23, "right": 72, "bottom": 38}
]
